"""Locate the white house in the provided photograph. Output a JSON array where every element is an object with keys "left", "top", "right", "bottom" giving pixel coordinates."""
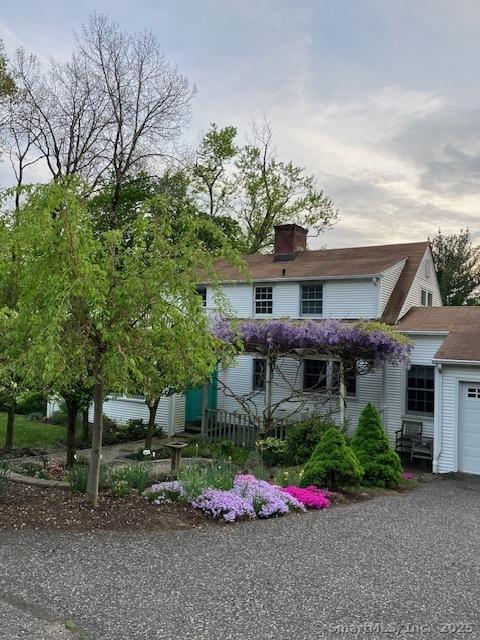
[{"left": 96, "top": 224, "right": 480, "bottom": 476}]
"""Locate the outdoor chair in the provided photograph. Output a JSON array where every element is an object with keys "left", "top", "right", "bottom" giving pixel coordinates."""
[
  {"left": 395, "top": 420, "right": 423, "bottom": 454},
  {"left": 410, "top": 436, "right": 433, "bottom": 462}
]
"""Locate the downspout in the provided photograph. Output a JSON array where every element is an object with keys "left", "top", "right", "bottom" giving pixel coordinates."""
[
  {"left": 339, "top": 361, "right": 346, "bottom": 428},
  {"left": 432, "top": 363, "right": 443, "bottom": 474},
  {"left": 381, "top": 363, "right": 388, "bottom": 427}
]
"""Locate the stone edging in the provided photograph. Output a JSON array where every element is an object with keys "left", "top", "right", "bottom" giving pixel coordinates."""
[{"left": 8, "top": 471, "right": 70, "bottom": 490}]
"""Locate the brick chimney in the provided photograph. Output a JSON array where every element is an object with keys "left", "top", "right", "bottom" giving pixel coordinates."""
[{"left": 273, "top": 224, "right": 308, "bottom": 261}]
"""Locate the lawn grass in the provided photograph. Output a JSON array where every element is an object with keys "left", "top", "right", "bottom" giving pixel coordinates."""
[{"left": 0, "top": 413, "right": 66, "bottom": 449}]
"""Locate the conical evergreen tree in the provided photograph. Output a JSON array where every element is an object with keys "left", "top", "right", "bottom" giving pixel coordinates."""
[
  {"left": 351, "top": 403, "right": 403, "bottom": 488},
  {"left": 300, "top": 427, "right": 363, "bottom": 489}
]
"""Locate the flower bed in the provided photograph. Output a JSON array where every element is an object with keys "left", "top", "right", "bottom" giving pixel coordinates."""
[{"left": 147, "top": 472, "right": 332, "bottom": 523}]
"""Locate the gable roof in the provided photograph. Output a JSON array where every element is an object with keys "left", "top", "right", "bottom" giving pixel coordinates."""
[
  {"left": 214, "top": 241, "right": 430, "bottom": 284},
  {"left": 396, "top": 306, "right": 480, "bottom": 363},
  {"left": 380, "top": 243, "right": 431, "bottom": 324}
]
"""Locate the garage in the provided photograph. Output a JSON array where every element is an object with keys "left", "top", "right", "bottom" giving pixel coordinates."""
[{"left": 459, "top": 383, "right": 480, "bottom": 474}]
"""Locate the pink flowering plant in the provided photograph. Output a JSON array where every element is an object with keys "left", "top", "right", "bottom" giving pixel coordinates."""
[{"left": 281, "top": 485, "right": 331, "bottom": 510}]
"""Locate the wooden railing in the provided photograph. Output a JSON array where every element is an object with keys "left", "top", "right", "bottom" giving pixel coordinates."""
[{"left": 202, "top": 409, "right": 291, "bottom": 446}]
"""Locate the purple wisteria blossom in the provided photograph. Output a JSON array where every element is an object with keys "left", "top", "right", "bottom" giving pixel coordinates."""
[{"left": 212, "top": 317, "right": 411, "bottom": 368}]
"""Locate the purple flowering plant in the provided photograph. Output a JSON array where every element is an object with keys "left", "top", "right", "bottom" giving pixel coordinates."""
[{"left": 212, "top": 317, "right": 411, "bottom": 370}]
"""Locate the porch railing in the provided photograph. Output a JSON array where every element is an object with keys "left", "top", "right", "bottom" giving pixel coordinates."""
[{"left": 202, "top": 409, "right": 291, "bottom": 446}]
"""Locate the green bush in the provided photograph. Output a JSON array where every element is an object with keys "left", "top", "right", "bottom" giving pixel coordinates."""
[
  {"left": 0, "top": 463, "right": 10, "bottom": 496},
  {"left": 351, "top": 403, "right": 403, "bottom": 488},
  {"left": 300, "top": 428, "right": 363, "bottom": 489},
  {"left": 68, "top": 463, "right": 109, "bottom": 493},
  {"left": 178, "top": 460, "right": 236, "bottom": 499},
  {"left": 285, "top": 415, "right": 342, "bottom": 464},
  {"left": 50, "top": 406, "right": 68, "bottom": 425},
  {"left": 109, "top": 464, "right": 152, "bottom": 493},
  {"left": 273, "top": 466, "right": 305, "bottom": 488},
  {"left": 242, "top": 450, "right": 269, "bottom": 479},
  {"left": 256, "top": 437, "right": 288, "bottom": 466},
  {"left": 17, "top": 392, "right": 47, "bottom": 415},
  {"left": 111, "top": 479, "right": 130, "bottom": 499}
]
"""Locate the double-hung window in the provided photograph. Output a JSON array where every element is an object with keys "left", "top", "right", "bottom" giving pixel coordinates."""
[
  {"left": 406, "top": 365, "right": 434, "bottom": 415},
  {"left": 300, "top": 283, "right": 323, "bottom": 315},
  {"left": 252, "top": 358, "right": 266, "bottom": 391},
  {"left": 254, "top": 285, "right": 273, "bottom": 315},
  {"left": 332, "top": 362, "right": 357, "bottom": 397},
  {"left": 421, "top": 289, "right": 433, "bottom": 306},
  {"left": 303, "top": 360, "right": 357, "bottom": 396},
  {"left": 303, "top": 360, "right": 329, "bottom": 392}
]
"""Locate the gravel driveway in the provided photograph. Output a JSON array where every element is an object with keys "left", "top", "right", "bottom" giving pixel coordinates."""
[{"left": 1, "top": 476, "right": 480, "bottom": 640}]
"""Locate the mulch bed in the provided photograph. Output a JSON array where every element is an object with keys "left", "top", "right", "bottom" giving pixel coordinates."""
[{"left": 0, "top": 482, "right": 221, "bottom": 532}]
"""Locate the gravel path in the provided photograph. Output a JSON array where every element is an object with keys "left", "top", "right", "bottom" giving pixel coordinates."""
[{"left": 1, "top": 476, "right": 480, "bottom": 639}]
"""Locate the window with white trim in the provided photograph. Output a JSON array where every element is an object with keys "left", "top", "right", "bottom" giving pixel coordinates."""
[
  {"left": 406, "top": 365, "right": 434, "bottom": 415},
  {"left": 303, "top": 360, "right": 328, "bottom": 392},
  {"left": 252, "top": 358, "right": 266, "bottom": 391},
  {"left": 300, "top": 283, "right": 323, "bottom": 315},
  {"left": 302, "top": 360, "right": 356, "bottom": 397},
  {"left": 421, "top": 289, "right": 433, "bottom": 306},
  {"left": 254, "top": 285, "right": 273, "bottom": 314},
  {"left": 467, "top": 387, "right": 480, "bottom": 399}
]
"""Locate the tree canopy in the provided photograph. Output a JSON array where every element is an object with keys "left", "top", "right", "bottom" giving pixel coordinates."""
[{"left": 431, "top": 229, "right": 480, "bottom": 306}]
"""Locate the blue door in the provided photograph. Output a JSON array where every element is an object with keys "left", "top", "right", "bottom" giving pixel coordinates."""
[{"left": 185, "top": 371, "right": 218, "bottom": 423}]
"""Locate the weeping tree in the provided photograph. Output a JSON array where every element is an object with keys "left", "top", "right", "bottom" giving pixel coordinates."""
[
  {"left": 13, "top": 179, "right": 238, "bottom": 507},
  {"left": 137, "top": 313, "right": 234, "bottom": 451},
  {"left": 213, "top": 318, "right": 411, "bottom": 433}
]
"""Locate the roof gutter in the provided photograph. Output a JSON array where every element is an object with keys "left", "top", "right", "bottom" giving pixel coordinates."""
[
  {"left": 432, "top": 358, "right": 480, "bottom": 366},
  {"left": 207, "top": 274, "right": 381, "bottom": 285},
  {"left": 398, "top": 330, "right": 450, "bottom": 336}
]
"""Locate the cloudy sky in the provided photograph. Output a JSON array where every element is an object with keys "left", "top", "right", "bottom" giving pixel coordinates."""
[{"left": 1, "top": 0, "right": 479, "bottom": 248}]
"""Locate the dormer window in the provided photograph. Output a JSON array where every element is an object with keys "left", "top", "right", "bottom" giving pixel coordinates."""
[
  {"left": 421, "top": 289, "right": 433, "bottom": 306},
  {"left": 300, "top": 283, "right": 323, "bottom": 315},
  {"left": 254, "top": 285, "right": 273, "bottom": 314}
]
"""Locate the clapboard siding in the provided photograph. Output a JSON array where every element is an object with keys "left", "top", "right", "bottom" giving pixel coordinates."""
[
  {"left": 437, "top": 365, "right": 480, "bottom": 473},
  {"left": 384, "top": 335, "right": 445, "bottom": 443},
  {"left": 399, "top": 247, "right": 442, "bottom": 318},
  {"left": 217, "top": 353, "right": 382, "bottom": 432},
  {"left": 87, "top": 395, "right": 184, "bottom": 435},
  {"left": 380, "top": 260, "right": 406, "bottom": 313},
  {"left": 217, "top": 279, "right": 378, "bottom": 320},
  {"left": 322, "top": 280, "right": 377, "bottom": 319}
]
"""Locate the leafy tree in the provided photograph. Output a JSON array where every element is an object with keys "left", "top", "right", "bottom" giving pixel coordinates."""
[
  {"left": 300, "top": 428, "right": 363, "bottom": 489},
  {"left": 14, "top": 179, "right": 237, "bottom": 506},
  {"left": 192, "top": 124, "right": 238, "bottom": 218},
  {"left": 192, "top": 122, "right": 337, "bottom": 254},
  {"left": 0, "top": 41, "right": 15, "bottom": 99},
  {"left": 351, "top": 403, "right": 402, "bottom": 488},
  {"left": 431, "top": 229, "right": 480, "bottom": 306},
  {"left": 234, "top": 124, "right": 337, "bottom": 253}
]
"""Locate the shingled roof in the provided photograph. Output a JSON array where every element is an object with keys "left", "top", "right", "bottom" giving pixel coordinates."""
[
  {"left": 396, "top": 307, "right": 480, "bottom": 363},
  {"left": 214, "top": 241, "right": 429, "bottom": 283},
  {"left": 213, "top": 240, "right": 430, "bottom": 324}
]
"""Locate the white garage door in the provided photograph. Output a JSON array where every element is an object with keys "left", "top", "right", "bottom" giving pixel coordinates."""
[{"left": 459, "top": 383, "right": 480, "bottom": 474}]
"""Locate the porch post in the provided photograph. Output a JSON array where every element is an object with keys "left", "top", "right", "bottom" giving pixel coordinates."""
[
  {"left": 339, "top": 360, "right": 346, "bottom": 428},
  {"left": 264, "top": 356, "right": 273, "bottom": 432},
  {"left": 200, "top": 381, "right": 209, "bottom": 438}
]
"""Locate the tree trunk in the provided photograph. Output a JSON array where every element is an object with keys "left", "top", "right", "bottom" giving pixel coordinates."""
[
  {"left": 4, "top": 403, "right": 15, "bottom": 452},
  {"left": 87, "top": 351, "right": 104, "bottom": 508},
  {"left": 65, "top": 397, "right": 78, "bottom": 467},
  {"left": 145, "top": 398, "right": 160, "bottom": 451},
  {"left": 81, "top": 409, "right": 89, "bottom": 442}
]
